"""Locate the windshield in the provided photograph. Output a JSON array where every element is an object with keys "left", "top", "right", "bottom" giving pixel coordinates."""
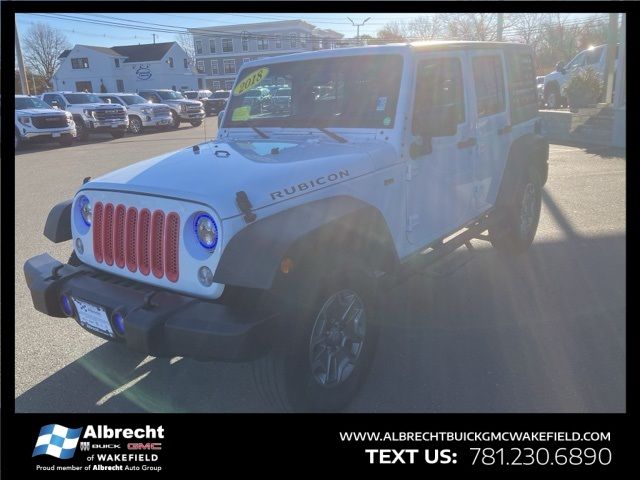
[
  {"left": 211, "top": 91, "right": 230, "bottom": 99},
  {"left": 158, "top": 90, "right": 185, "bottom": 100},
  {"left": 15, "top": 97, "right": 52, "bottom": 110},
  {"left": 120, "top": 95, "right": 148, "bottom": 105},
  {"left": 183, "top": 92, "right": 198, "bottom": 99},
  {"left": 222, "top": 54, "right": 403, "bottom": 129},
  {"left": 64, "top": 93, "right": 102, "bottom": 104}
]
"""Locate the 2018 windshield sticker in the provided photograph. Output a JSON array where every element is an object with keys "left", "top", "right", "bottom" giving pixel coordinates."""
[
  {"left": 232, "top": 106, "right": 251, "bottom": 121},
  {"left": 233, "top": 67, "right": 269, "bottom": 96}
]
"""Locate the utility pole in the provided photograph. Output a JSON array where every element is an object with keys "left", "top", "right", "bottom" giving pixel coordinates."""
[
  {"left": 497, "top": 13, "right": 504, "bottom": 41},
  {"left": 603, "top": 13, "right": 618, "bottom": 104},
  {"left": 152, "top": 33, "right": 157, "bottom": 44},
  {"left": 15, "top": 18, "right": 29, "bottom": 95},
  {"left": 347, "top": 17, "right": 371, "bottom": 46}
]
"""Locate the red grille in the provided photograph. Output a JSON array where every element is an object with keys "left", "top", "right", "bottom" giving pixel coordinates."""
[
  {"left": 137, "top": 209, "right": 151, "bottom": 276},
  {"left": 164, "top": 212, "right": 180, "bottom": 282},
  {"left": 125, "top": 207, "right": 138, "bottom": 272},
  {"left": 93, "top": 202, "right": 104, "bottom": 263},
  {"left": 150, "top": 210, "right": 165, "bottom": 279},
  {"left": 103, "top": 203, "right": 115, "bottom": 266},
  {"left": 114, "top": 204, "right": 126, "bottom": 268},
  {"left": 92, "top": 203, "right": 179, "bottom": 283}
]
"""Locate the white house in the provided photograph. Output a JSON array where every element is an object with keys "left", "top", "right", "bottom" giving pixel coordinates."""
[
  {"left": 188, "top": 20, "right": 344, "bottom": 91},
  {"left": 52, "top": 42, "right": 198, "bottom": 93}
]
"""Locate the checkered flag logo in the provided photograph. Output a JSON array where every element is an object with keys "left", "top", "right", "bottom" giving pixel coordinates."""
[{"left": 32, "top": 424, "right": 84, "bottom": 459}]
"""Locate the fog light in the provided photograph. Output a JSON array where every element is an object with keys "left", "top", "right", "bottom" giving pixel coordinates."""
[
  {"left": 198, "top": 266, "right": 214, "bottom": 287},
  {"left": 112, "top": 312, "right": 125, "bottom": 335},
  {"left": 75, "top": 237, "right": 84, "bottom": 255},
  {"left": 60, "top": 294, "right": 73, "bottom": 317}
]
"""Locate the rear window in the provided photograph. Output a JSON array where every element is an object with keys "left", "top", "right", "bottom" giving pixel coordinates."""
[
  {"left": 505, "top": 49, "right": 538, "bottom": 124},
  {"left": 472, "top": 55, "right": 506, "bottom": 117}
]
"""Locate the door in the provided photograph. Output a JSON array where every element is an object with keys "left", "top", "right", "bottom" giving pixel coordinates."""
[
  {"left": 406, "top": 52, "right": 476, "bottom": 247},
  {"left": 75, "top": 81, "right": 93, "bottom": 92},
  {"left": 469, "top": 51, "right": 511, "bottom": 213},
  {"left": 116, "top": 79, "right": 125, "bottom": 93}
]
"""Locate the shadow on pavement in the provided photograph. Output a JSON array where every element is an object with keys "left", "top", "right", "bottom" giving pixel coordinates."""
[{"left": 16, "top": 231, "right": 625, "bottom": 413}]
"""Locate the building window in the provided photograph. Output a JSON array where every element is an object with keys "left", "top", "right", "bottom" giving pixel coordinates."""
[
  {"left": 289, "top": 33, "right": 298, "bottom": 49},
  {"left": 242, "top": 34, "right": 249, "bottom": 52},
  {"left": 301, "top": 35, "right": 307, "bottom": 48},
  {"left": 114, "top": 58, "right": 120, "bottom": 68},
  {"left": 116, "top": 79, "right": 125, "bottom": 92},
  {"left": 71, "top": 57, "right": 89, "bottom": 69},
  {"left": 243, "top": 57, "right": 251, "bottom": 65},
  {"left": 225, "top": 80, "right": 235, "bottom": 90},
  {"left": 196, "top": 60, "right": 205, "bottom": 73},
  {"left": 198, "top": 78, "right": 204, "bottom": 89},
  {"left": 257, "top": 36, "right": 268, "bottom": 51},
  {"left": 212, "top": 80, "right": 221, "bottom": 90},
  {"left": 184, "top": 58, "right": 188, "bottom": 68},
  {"left": 223, "top": 59, "right": 236, "bottom": 74},
  {"left": 222, "top": 38, "right": 233, "bottom": 53},
  {"left": 209, "top": 39, "right": 216, "bottom": 53},
  {"left": 195, "top": 40, "right": 202, "bottom": 54},
  {"left": 275, "top": 36, "right": 282, "bottom": 49},
  {"left": 168, "top": 57, "right": 174, "bottom": 68},
  {"left": 211, "top": 60, "right": 219, "bottom": 75}
]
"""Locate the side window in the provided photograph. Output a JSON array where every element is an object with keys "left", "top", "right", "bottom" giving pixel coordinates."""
[
  {"left": 566, "top": 52, "right": 585, "bottom": 71},
  {"left": 505, "top": 50, "right": 538, "bottom": 124},
  {"left": 42, "top": 94, "right": 53, "bottom": 106},
  {"left": 586, "top": 47, "right": 603, "bottom": 65},
  {"left": 412, "top": 57, "right": 465, "bottom": 137},
  {"left": 472, "top": 55, "right": 505, "bottom": 118}
]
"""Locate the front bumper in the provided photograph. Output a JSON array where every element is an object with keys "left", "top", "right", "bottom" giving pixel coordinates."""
[
  {"left": 141, "top": 115, "right": 173, "bottom": 127},
  {"left": 24, "top": 253, "right": 277, "bottom": 361},
  {"left": 178, "top": 111, "right": 205, "bottom": 121},
  {"left": 89, "top": 119, "right": 129, "bottom": 130},
  {"left": 20, "top": 126, "right": 76, "bottom": 139}
]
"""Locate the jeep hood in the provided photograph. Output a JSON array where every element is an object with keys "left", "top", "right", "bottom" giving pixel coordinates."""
[{"left": 82, "top": 138, "right": 395, "bottom": 219}]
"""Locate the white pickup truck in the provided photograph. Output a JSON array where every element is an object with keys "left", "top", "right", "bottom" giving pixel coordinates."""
[
  {"left": 97, "top": 93, "right": 173, "bottom": 135},
  {"left": 15, "top": 95, "right": 76, "bottom": 149},
  {"left": 41, "top": 92, "right": 129, "bottom": 140},
  {"left": 25, "top": 42, "right": 548, "bottom": 412}
]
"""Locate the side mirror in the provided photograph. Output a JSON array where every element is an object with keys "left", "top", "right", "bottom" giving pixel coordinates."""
[
  {"left": 105, "top": 98, "right": 112, "bottom": 103},
  {"left": 555, "top": 61, "right": 566, "bottom": 74},
  {"left": 50, "top": 100, "right": 59, "bottom": 108}
]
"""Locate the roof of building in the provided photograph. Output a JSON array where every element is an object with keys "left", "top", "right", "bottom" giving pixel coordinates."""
[
  {"left": 58, "top": 42, "right": 176, "bottom": 62},
  {"left": 188, "top": 19, "right": 343, "bottom": 38}
]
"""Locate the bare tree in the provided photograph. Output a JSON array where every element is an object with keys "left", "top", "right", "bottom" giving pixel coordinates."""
[
  {"left": 176, "top": 33, "right": 196, "bottom": 69},
  {"left": 445, "top": 13, "right": 500, "bottom": 41},
  {"left": 376, "top": 21, "right": 408, "bottom": 43},
  {"left": 23, "top": 23, "right": 69, "bottom": 88},
  {"left": 408, "top": 15, "right": 444, "bottom": 40}
]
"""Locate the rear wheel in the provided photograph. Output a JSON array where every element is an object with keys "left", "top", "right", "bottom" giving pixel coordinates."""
[
  {"left": 190, "top": 120, "right": 202, "bottom": 127},
  {"left": 15, "top": 131, "right": 22, "bottom": 150},
  {"left": 252, "top": 254, "right": 379, "bottom": 412},
  {"left": 490, "top": 167, "right": 542, "bottom": 254}
]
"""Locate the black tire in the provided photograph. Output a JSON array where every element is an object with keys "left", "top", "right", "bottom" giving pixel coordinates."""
[
  {"left": 489, "top": 166, "right": 542, "bottom": 254},
  {"left": 171, "top": 111, "right": 181, "bottom": 129},
  {"left": 15, "top": 130, "right": 23, "bottom": 150},
  {"left": 75, "top": 121, "right": 89, "bottom": 141},
  {"left": 252, "top": 254, "right": 379, "bottom": 412},
  {"left": 111, "top": 130, "right": 125, "bottom": 139},
  {"left": 68, "top": 251, "right": 83, "bottom": 267},
  {"left": 128, "top": 116, "right": 144, "bottom": 135},
  {"left": 59, "top": 134, "right": 74, "bottom": 147},
  {"left": 190, "top": 120, "right": 202, "bottom": 127}
]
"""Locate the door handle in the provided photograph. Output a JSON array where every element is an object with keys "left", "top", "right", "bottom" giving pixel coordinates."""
[
  {"left": 457, "top": 137, "right": 477, "bottom": 149},
  {"left": 498, "top": 124, "right": 512, "bottom": 135}
]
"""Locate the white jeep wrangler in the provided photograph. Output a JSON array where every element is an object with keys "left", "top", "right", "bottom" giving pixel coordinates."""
[
  {"left": 41, "top": 92, "right": 129, "bottom": 141},
  {"left": 24, "top": 42, "right": 549, "bottom": 412}
]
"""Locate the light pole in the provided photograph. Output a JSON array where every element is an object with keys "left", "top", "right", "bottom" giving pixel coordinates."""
[{"left": 347, "top": 17, "right": 371, "bottom": 45}]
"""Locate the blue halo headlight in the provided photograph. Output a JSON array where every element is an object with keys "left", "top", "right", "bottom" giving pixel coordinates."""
[
  {"left": 194, "top": 213, "right": 218, "bottom": 250},
  {"left": 78, "top": 195, "right": 92, "bottom": 226}
]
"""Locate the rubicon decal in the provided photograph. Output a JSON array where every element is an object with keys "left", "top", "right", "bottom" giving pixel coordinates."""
[
  {"left": 32, "top": 425, "right": 83, "bottom": 459},
  {"left": 270, "top": 170, "right": 350, "bottom": 200}
]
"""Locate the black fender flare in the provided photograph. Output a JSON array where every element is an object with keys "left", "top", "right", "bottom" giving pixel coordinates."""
[
  {"left": 496, "top": 133, "right": 549, "bottom": 207},
  {"left": 44, "top": 200, "right": 72, "bottom": 243},
  {"left": 213, "top": 196, "right": 399, "bottom": 290}
]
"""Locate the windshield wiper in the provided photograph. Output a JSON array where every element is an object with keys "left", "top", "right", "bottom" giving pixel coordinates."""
[
  {"left": 316, "top": 127, "right": 347, "bottom": 144},
  {"left": 244, "top": 120, "right": 269, "bottom": 139}
]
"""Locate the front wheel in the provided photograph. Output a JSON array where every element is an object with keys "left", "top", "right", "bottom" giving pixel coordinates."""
[
  {"left": 110, "top": 130, "right": 125, "bottom": 139},
  {"left": 190, "top": 120, "right": 202, "bottom": 127},
  {"left": 75, "top": 121, "right": 89, "bottom": 141},
  {"left": 171, "top": 111, "right": 181, "bottom": 129},
  {"left": 252, "top": 255, "right": 378, "bottom": 412},
  {"left": 15, "top": 131, "right": 22, "bottom": 150},
  {"left": 128, "top": 116, "right": 144, "bottom": 135},
  {"left": 489, "top": 167, "right": 542, "bottom": 254},
  {"left": 59, "top": 135, "right": 74, "bottom": 147}
]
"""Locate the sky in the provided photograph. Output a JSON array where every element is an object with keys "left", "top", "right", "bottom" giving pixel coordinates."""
[{"left": 15, "top": 12, "right": 603, "bottom": 48}]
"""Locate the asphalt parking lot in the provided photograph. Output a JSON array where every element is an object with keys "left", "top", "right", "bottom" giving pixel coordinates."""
[{"left": 14, "top": 119, "right": 626, "bottom": 413}]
